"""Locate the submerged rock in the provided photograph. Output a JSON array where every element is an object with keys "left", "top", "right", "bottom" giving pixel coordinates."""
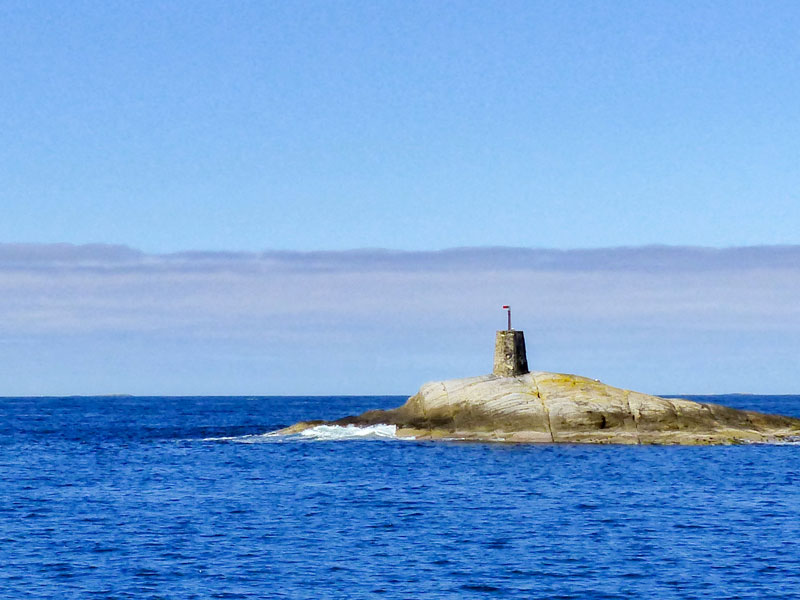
[{"left": 279, "top": 371, "right": 800, "bottom": 445}]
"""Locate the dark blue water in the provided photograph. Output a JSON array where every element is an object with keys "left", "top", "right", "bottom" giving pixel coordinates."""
[{"left": 2, "top": 394, "right": 800, "bottom": 599}]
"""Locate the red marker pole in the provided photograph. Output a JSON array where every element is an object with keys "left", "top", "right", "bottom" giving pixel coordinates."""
[{"left": 502, "top": 305, "right": 511, "bottom": 330}]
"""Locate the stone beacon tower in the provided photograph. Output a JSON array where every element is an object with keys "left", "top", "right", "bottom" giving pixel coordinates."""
[{"left": 493, "top": 306, "right": 529, "bottom": 377}]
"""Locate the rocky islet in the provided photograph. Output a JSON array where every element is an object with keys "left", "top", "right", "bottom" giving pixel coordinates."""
[{"left": 278, "top": 327, "right": 800, "bottom": 445}]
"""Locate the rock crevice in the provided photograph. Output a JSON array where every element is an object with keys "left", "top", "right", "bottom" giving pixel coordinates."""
[{"left": 530, "top": 373, "right": 555, "bottom": 443}]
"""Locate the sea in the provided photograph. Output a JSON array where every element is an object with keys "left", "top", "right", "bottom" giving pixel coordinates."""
[{"left": 1, "top": 394, "right": 799, "bottom": 600}]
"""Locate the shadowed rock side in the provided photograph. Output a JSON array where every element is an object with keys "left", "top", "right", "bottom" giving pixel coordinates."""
[{"left": 278, "top": 372, "right": 800, "bottom": 445}]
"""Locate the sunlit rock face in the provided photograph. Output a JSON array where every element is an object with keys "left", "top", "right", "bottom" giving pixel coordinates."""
[{"left": 280, "top": 372, "right": 800, "bottom": 445}]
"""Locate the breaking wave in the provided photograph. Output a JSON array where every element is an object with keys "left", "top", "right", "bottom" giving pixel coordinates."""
[
  {"left": 203, "top": 424, "right": 408, "bottom": 443},
  {"left": 200, "top": 432, "right": 275, "bottom": 443},
  {"left": 297, "top": 424, "right": 402, "bottom": 440},
  {"left": 745, "top": 437, "right": 800, "bottom": 445}
]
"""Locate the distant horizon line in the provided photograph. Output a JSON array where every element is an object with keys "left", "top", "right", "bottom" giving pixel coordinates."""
[{"left": 2, "top": 392, "right": 799, "bottom": 399}]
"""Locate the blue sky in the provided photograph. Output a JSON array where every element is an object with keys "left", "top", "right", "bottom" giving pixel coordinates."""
[
  {"left": 2, "top": 1, "right": 799, "bottom": 251},
  {"left": 1, "top": 3, "right": 799, "bottom": 395}
]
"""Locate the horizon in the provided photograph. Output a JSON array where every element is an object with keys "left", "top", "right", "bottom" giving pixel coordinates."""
[{"left": 4, "top": 390, "right": 800, "bottom": 399}]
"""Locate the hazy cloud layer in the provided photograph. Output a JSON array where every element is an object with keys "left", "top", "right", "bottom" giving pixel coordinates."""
[{"left": 1, "top": 244, "right": 798, "bottom": 395}]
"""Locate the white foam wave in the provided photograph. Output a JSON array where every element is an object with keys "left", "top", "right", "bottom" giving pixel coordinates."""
[
  {"left": 202, "top": 424, "right": 409, "bottom": 443},
  {"left": 298, "top": 424, "right": 403, "bottom": 441},
  {"left": 743, "top": 437, "right": 800, "bottom": 446},
  {"left": 201, "top": 433, "right": 274, "bottom": 443}
]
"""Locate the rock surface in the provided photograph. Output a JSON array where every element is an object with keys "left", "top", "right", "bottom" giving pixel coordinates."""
[{"left": 278, "top": 371, "right": 800, "bottom": 445}]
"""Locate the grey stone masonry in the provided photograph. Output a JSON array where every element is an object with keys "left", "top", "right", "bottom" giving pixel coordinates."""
[{"left": 493, "top": 330, "right": 529, "bottom": 377}]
